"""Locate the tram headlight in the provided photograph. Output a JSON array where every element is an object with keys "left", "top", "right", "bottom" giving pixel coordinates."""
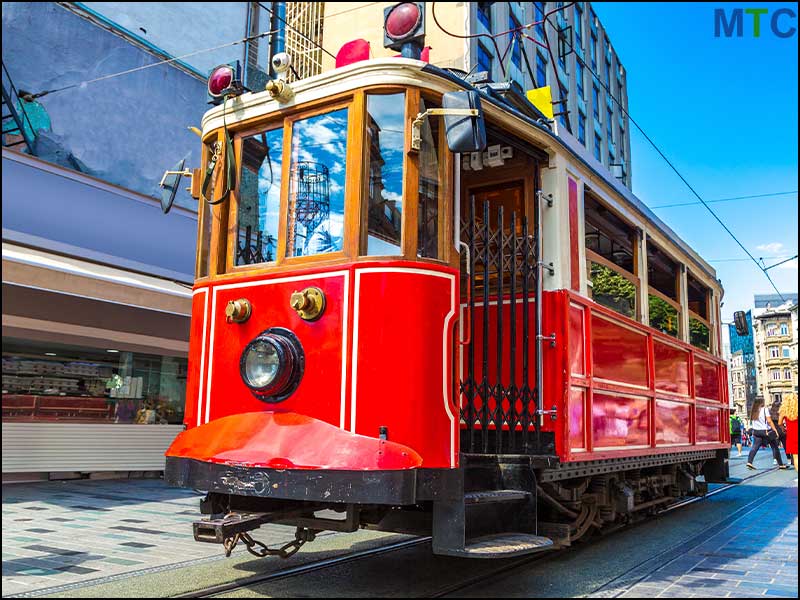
[{"left": 240, "top": 328, "right": 304, "bottom": 402}]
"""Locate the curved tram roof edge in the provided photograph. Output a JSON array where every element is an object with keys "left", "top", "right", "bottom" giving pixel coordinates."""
[{"left": 201, "top": 58, "right": 719, "bottom": 288}]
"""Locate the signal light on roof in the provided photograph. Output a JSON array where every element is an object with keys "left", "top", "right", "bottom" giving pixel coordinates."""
[
  {"left": 208, "top": 65, "right": 234, "bottom": 98},
  {"left": 207, "top": 61, "right": 246, "bottom": 105},
  {"left": 384, "top": 2, "right": 426, "bottom": 58}
]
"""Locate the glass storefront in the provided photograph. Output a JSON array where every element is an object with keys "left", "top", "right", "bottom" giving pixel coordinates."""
[{"left": 2, "top": 338, "right": 186, "bottom": 425}]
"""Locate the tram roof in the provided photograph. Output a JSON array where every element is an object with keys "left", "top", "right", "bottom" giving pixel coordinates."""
[{"left": 202, "top": 58, "right": 719, "bottom": 287}]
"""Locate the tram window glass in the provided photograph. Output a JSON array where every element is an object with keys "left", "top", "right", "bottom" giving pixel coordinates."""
[
  {"left": 287, "top": 108, "right": 349, "bottom": 258},
  {"left": 236, "top": 128, "right": 282, "bottom": 266},
  {"left": 1, "top": 338, "right": 186, "bottom": 425},
  {"left": 417, "top": 98, "right": 441, "bottom": 259},
  {"left": 585, "top": 194, "right": 638, "bottom": 319},
  {"left": 688, "top": 273, "right": 711, "bottom": 352},
  {"left": 364, "top": 93, "right": 405, "bottom": 256},
  {"left": 647, "top": 241, "right": 680, "bottom": 338}
]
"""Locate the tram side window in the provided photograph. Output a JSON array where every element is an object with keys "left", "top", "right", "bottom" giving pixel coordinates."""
[
  {"left": 647, "top": 241, "right": 680, "bottom": 339},
  {"left": 363, "top": 93, "right": 405, "bottom": 256},
  {"left": 687, "top": 273, "right": 711, "bottom": 352},
  {"left": 236, "top": 128, "right": 282, "bottom": 266},
  {"left": 585, "top": 194, "right": 638, "bottom": 319},
  {"left": 287, "top": 108, "right": 349, "bottom": 258},
  {"left": 417, "top": 98, "right": 440, "bottom": 259}
]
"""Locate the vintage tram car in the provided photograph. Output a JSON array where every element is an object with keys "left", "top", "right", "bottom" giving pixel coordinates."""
[{"left": 164, "top": 25, "right": 730, "bottom": 559}]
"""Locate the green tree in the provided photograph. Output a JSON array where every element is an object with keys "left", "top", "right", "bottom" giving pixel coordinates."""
[{"left": 590, "top": 263, "right": 636, "bottom": 318}]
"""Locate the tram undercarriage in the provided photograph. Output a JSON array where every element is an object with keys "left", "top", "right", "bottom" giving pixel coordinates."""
[{"left": 171, "top": 448, "right": 729, "bottom": 559}]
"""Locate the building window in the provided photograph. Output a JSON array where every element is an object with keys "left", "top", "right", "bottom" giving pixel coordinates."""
[
  {"left": 534, "top": 2, "right": 545, "bottom": 39},
  {"left": 576, "top": 61, "right": 585, "bottom": 99},
  {"left": 578, "top": 112, "right": 586, "bottom": 145},
  {"left": 783, "top": 345, "right": 791, "bottom": 358},
  {"left": 2, "top": 338, "right": 187, "bottom": 425},
  {"left": 770, "top": 346, "right": 780, "bottom": 358},
  {"left": 509, "top": 15, "right": 522, "bottom": 71},
  {"left": 590, "top": 34, "right": 597, "bottom": 70},
  {"left": 780, "top": 323, "right": 789, "bottom": 335},
  {"left": 785, "top": 368, "right": 792, "bottom": 380},
  {"left": 592, "top": 84, "right": 599, "bottom": 119},
  {"left": 536, "top": 52, "right": 547, "bottom": 88},
  {"left": 771, "top": 369, "right": 781, "bottom": 381},
  {"left": 557, "top": 84, "right": 569, "bottom": 128},
  {"left": 574, "top": 4, "right": 583, "bottom": 50},
  {"left": 607, "top": 107, "right": 613, "bottom": 141},
  {"left": 477, "top": 2, "right": 492, "bottom": 30},
  {"left": 477, "top": 43, "right": 493, "bottom": 76},
  {"left": 767, "top": 325, "right": 778, "bottom": 337},
  {"left": 605, "top": 57, "right": 611, "bottom": 92},
  {"left": 594, "top": 133, "right": 601, "bottom": 160}
]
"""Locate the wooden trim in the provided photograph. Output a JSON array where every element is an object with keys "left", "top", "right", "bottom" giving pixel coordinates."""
[
  {"left": 404, "top": 88, "right": 421, "bottom": 260},
  {"left": 344, "top": 91, "right": 365, "bottom": 260},
  {"left": 225, "top": 134, "right": 242, "bottom": 272}
]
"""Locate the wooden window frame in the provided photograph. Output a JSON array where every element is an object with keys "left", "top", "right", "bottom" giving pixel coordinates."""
[{"left": 586, "top": 248, "right": 641, "bottom": 321}]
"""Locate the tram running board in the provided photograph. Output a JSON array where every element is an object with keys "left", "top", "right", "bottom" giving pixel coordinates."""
[
  {"left": 436, "top": 532, "right": 553, "bottom": 558},
  {"left": 464, "top": 489, "right": 531, "bottom": 505}
]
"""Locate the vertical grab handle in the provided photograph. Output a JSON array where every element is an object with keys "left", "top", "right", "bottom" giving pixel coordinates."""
[{"left": 458, "top": 241, "right": 472, "bottom": 346}]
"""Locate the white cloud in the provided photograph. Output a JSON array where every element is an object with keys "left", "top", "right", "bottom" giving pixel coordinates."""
[
  {"left": 381, "top": 190, "right": 402, "bottom": 202},
  {"left": 757, "top": 242, "right": 785, "bottom": 254}
]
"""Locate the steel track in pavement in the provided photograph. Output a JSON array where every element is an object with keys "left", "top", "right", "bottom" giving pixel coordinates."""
[{"left": 181, "top": 467, "right": 778, "bottom": 598}]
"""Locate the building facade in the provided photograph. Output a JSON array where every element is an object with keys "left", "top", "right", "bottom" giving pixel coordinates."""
[
  {"left": 1, "top": 2, "right": 304, "bottom": 480},
  {"left": 321, "top": 2, "right": 633, "bottom": 187},
  {"left": 753, "top": 307, "right": 796, "bottom": 409},
  {"left": 727, "top": 310, "right": 757, "bottom": 418}
]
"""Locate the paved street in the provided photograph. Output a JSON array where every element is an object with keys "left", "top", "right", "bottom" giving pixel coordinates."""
[{"left": 1, "top": 447, "right": 796, "bottom": 598}]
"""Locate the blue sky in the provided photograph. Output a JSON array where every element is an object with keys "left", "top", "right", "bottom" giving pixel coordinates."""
[{"left": 592, "top": 2, "right": 798, "bottom": 320}]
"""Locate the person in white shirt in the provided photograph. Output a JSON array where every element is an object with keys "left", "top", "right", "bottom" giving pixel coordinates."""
[{"left": 747, "top": 397, "right": 789, "bottom": 470}]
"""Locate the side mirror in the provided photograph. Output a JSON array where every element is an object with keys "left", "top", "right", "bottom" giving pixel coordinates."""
[
  {"left": 410, "top": 90, "right": 487, "bottom": 153},
  {"left": 733, "top": 311, "right": 749, "bottom": 336},
  {"left": 159, "top": 159, "right": 191, "bottom": 214},
  {"left": 442, "top": 90, "right": 486, "bottom": 153}
]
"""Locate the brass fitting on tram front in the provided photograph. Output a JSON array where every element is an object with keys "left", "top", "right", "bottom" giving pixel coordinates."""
[
  {"left": 290, "top": 287, "right": 325, "bottom": 321},
  {"left": 225, "top": 298, "right": 252, "bottom": 324},
  {"left": 265, "top": 79, "right": 294, "bottom": 103}
]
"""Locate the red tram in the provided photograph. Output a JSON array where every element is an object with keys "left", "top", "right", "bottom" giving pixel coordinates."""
[{"left": 162, "top": 14, "right": 730, "bottom": 559}]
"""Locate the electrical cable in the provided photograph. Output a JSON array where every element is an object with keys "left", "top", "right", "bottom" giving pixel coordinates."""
[
  {"left": 652, "top": 191, "right": 798, "bottom": 209},
  {"left": 20, "top": 29, "right": 279, "bottom": 101},
  {"left": 256, "top": 2, "right": 336, "bottom": 60}
]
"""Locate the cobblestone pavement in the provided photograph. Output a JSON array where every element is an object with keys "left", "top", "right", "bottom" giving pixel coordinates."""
[
  {"left": 617, "top": 482, "right": 797, "bottom": 598},
  {"left": 1, "top": 477, "right": 304, "bottom": 596}
]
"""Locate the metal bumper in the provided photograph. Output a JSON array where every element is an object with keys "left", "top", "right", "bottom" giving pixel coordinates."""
[{"left": 165, "top": 456, "right": 421, "bottom": 505}]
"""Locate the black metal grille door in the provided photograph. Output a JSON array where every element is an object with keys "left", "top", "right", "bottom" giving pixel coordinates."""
[{"left": 459, "top": 195, "right": 540, "bottom": 455}]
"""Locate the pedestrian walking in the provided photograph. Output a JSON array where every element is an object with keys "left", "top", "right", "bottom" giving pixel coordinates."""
[
  {"left": 778, "top": 392, "right": 798, "bottom": 472},
  {"left": 729, "top": 409, "right": 743, "bottom": 456},
  {"left": 746, "top": 397, "right": 789, "bottom": 470}
]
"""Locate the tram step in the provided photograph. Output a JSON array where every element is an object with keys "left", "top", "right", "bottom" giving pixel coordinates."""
[
  {"left": 438, "top": 532, "right": 553, "bottom": 559},
  {"left": 193, "top": 512, "right": 271, "bottom": 544},
  {"left": 464, "top": 489, "right": 532, "bottom": 505}
]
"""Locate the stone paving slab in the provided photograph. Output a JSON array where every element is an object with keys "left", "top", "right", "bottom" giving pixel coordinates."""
[
  {"left": 618, "top": 476, "right": 797, "bottom": 598},
  {"left": 1, "top": 477, "right": 309, "bottom": 597}
]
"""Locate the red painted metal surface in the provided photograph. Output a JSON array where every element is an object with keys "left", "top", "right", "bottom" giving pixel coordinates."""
[
  {"left": 591, "top": 313, "right": 649, "bottom": 388},
  {"left": 184, "top": 261, "right": 458, "bottom": 471},
  {"left": 696, "top": 405, "right": 722, "bottom": 442},
  {"left": 555, "top": 290, "right": 728, "bottom": 462},
  {"left": 653, "top": 340, "right": 690, "bottom": 396},
  {"left": 655, "top": 399, "right": 691, "bottom": 446},
  {"left": 166, "top": 411, "right": 423, "bottom": 469},
  {"left": 591, "top": 391, "right": 649, "bottom": 448}
]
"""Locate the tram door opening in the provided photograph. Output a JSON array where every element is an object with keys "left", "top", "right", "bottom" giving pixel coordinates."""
[{"left": 458, "top": 151, "right": 541, "bottom": 455}]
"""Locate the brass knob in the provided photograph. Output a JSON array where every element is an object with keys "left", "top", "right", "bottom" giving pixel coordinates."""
[
  {"left": 225, "top": 298, "right": 252, "bottom": 323},
  {"left": 290, "top": 287, "right": 325, "bottom": 321}
]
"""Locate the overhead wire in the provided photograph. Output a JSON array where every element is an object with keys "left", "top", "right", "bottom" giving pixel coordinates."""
[{"left": 652, "top": 190, "right": 798, "bottom": 209}]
